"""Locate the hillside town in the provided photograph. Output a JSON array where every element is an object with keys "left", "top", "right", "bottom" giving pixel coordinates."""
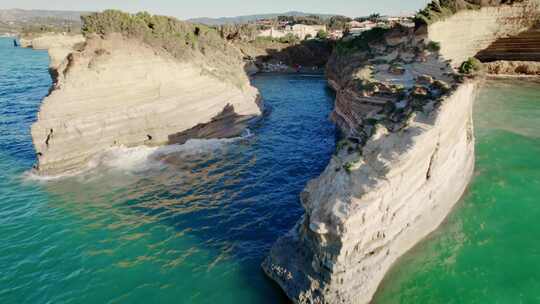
[{"left": 253, "top": 14, "right": 415, "bottom": 41}]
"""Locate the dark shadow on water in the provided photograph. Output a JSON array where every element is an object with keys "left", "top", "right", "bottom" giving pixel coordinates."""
[
  {"left": 38, "top": 73, "right": 336, "bottom": 303},
  {"left": 254, "top": 39, "right": 335, "bottom": 69}
]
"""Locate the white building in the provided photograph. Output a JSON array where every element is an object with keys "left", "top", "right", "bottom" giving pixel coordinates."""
[
  {"left": 258, "top": 24, "right": 327, "bottom": 40},
  {"left": 348, "top": 20, "right": 377, "bottom": 36}
]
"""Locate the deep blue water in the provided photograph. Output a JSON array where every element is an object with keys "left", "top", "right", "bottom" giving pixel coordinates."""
[{"left": 0, "top": 37, "right": 336, "bottom": 303}]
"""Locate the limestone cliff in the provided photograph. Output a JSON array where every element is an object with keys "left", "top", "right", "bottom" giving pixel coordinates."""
[
  {"left": 30, "top": 11, "right": 261, "bottom": 176},
  {"left": 19, "top": 33, "right": 85, "bottom": 69},
  {"left": 485, "top": 60, "right": 540, "bottom": 75},
  {"left": 263, "top": 1, "right": 540, "bottom": 303},
  {"left": 427, "top": 1, "right": 539, "bottom": 65},
  {"left": 476, "top": 22, "right": 540, "bottom": 62}
]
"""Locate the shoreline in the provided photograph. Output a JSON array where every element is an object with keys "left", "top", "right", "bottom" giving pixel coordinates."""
[{"left": 487, "top": 74, "right": 540, "bottom": 80}]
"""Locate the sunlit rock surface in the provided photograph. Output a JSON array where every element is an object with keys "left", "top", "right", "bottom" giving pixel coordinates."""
[
  {"left": 263, "top": 1, "right": 540, "bottom": 303},
  {"left": 31, "top": 33, "right": 261, "bottom": 176}
]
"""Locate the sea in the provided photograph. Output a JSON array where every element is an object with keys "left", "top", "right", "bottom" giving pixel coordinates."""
[{"left": 1, "top": 37, "right": 539, "bottom": 303}]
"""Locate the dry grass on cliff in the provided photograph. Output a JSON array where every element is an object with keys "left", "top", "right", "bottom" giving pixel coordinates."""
[
  {"left": 82, "top": 10, "right": 229, "bottom": 59},
  {"left": 82, "top": 10, "right": 249, "bottom": 87}
]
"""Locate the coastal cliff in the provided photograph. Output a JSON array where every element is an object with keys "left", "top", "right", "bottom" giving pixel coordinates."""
[
  {"left": 19, "top": 33, "right": 85, "bottom": 68},
  {"left": 263, "top": 1, "right": 540, "bottom": 303},
  {"left": 426, "top": 1, "right": 539, "bottom": 65},
  {"left": 30, "top": 11, "right": 261, "bottom": 176}
]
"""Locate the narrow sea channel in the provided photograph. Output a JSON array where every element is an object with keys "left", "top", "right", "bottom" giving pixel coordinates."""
[
  {"left": 0, "top": 37, "right": 336, "bottom": 303},
  {"left": 2, "top": 36, "right": 539, "bottom": 303}
]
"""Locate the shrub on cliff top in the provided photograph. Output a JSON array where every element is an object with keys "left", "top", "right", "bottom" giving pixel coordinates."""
[
  {"left": 336, "top": 27, "right": 390, "bottom": 55},
  {"left": 316, "top": 30, "right": 329, "bottom": 40},
  {"left": 82, "top": 10, "right": 250, "bottom": 88},
  {"left": 81, "top": 10, "right": 223, "bottom": 59},
  {"left": 459, "top": 57, "right": 483, "bottom": 74},
  {"left": 427, "top": 41, "right": 441, "bottom": 52}
]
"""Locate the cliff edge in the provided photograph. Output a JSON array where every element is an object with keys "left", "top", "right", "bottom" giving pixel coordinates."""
[
  {"left": 262, "top": 1, "right": 540, "bottom": 303},
  {"left": 30, "top": 11, "right": 261, "bottom": 176},
  {"left": 19, "top": 33, "right": 85, "bottom": 69}
]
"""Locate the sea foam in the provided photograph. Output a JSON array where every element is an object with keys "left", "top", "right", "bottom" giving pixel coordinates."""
[{"left": 24, "top": 136, "right": 247, "bottom": 182}]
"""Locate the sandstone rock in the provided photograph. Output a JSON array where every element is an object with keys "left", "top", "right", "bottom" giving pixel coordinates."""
[
  {"left": 263, "top": 2, "right": 540, "bottom": 303},
  {"left": 388, "top": 65, "right": 406, "bottom": 75},
  {"left": 428, "top": 2, "right": 539, "bottom": 66},
  {"left": 31, "top": 34, "right": 261, "bottom": 175},
  {"left": 485, "top": 60, "right": 540, "bottom": 75},
  {"left": 19, "top": 33, "right": 85, "bottom": 69},
  {"left": 412, "top": 86, "right": 429, "bottom": 98},
  {"left": 263, "top": 82, "right": 476, "bottom": 304},
  {"left": 433, "top": 79, "right": 451, "bottom": 93},
  {"left": 416, "top": 74, "right": 434, "bottom": 85}
]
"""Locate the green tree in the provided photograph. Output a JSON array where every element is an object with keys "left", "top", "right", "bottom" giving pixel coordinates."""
[
  {"left": 368, "top": 13, "right": 381, "bottom": 22},
  {"left": 316, "top": 30, "right": 328, "bottom": 39},
  {"left": 327, "top": 15, "right": 352, "bottom": 31},
  {"left": 279, "top": 33, "right": 300, "bottom": 44}
]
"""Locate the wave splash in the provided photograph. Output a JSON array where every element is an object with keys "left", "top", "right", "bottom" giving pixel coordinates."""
[{"left": 24, "top": 136, "right": 248, "bottom": 182}]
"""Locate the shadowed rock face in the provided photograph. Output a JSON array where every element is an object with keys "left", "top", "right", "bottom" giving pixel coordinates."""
[
  {"left": 427, "top": 0, "right": 540, "bottom": 65},
  {"left": 476, "top": 22, "right": 540, "bottom": 62},
  {"left": 168, "top": 103, "right": 260, "bottom": 145},
  {"left": 31, "top": 33, "right": 261, "bottom": 176},
  {"left": 263, "top": 2, "right": 540, "bottom": 303}
]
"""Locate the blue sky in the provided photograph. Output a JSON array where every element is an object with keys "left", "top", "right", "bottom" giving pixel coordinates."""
[{"left": 0, "top": 0, "right": 431, "bottom": 19}]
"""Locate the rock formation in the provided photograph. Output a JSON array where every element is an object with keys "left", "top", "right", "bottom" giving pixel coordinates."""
[
  {"left": 19, "top": 33, "right": 85, "bottom": 68},
  {"left": 263, "top": 1, "right": 540, "bottom": 303},
  {"left": 427, "top": 1, "right": 539, "bottom": 65},
  {"left": 485, "top": 60, "right": 540, "bottom": 75},
  {"left": 30, "top": 11, "right": 262, "bottom": 176},
  {"left": 476, "top": 22, "right": 540, "bottom": 62}
]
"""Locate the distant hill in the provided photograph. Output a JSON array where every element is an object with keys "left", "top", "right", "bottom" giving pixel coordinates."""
[
  {"left": 0, "top": 9, "right": 87, "bottom": 33},
  {"left": 188, "top": 11, "right": 337, "bottom": 25},
  {"left": 0, "top": 9, "right": 85, "bottom": 22}
]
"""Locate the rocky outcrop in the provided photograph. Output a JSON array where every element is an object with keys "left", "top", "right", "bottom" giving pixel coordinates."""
[
  {"left": 263, "top": 82, "right": 476, "bottom": 304},
  {"left": 427, "top": 1, "right": 540, "bottom": 66},
  {"left": 31, "top": 28, "right": 261, "bottom": 175},
  {"left": 476, "top": 22, "right": 540, "bottom": 62},
  {"left": 19, "top": 33, "right": 85, "bottom": 69},
  {"left": 485, "top": 60, "right": 540, "bottom": 75},
  {"left": 263, "top": 1, "right": 540, "bottom": 303}
]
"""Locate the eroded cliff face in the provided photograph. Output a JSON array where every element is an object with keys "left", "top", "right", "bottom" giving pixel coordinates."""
[
  {"left": 263, "top": 82, "right": 476, "bottom": 304},
  {"left": 476, "top": 22, "right": 540, "bottom": 62},
  {"left": 31, "top": 33, "right": 261, "bottom": 175},
  {"left": 427, "top": 1, "right": 540, "bottom": 65},
  {"left": 19, "top": 33, "right": 85, "bottom": 69},
  {"left": 263, "top": 2, "right": 539, "bottom": 303}
]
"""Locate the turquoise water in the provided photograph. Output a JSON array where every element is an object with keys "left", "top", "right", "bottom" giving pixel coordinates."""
[
  {"left": 2, "top": 36, "right": 540, "bottom": 304},
  {"left": 374, "top": 79, "right": 540, "bottom": 303},
  {"left": 0, "top": 38, "right": 336, "bottom": 303}
]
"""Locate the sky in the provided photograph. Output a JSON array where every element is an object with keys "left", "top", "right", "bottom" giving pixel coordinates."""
[{"left": 0, "top": 0, "right": 431, "bottom": 19}]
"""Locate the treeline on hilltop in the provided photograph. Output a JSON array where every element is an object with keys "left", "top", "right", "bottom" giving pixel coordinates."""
[
  {"left": 17, "top": 17, "right": 81, "bottom": 35},
  {"left": 258, "top": 13, "right": 383, "bottom": 31},
  {"left": 81, "top": 10, "right": 233, "bottom": 60}
]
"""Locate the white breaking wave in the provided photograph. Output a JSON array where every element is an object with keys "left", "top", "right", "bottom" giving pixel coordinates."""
[{"left": 24, "top": 135, "right": 249, "bottom": 182}]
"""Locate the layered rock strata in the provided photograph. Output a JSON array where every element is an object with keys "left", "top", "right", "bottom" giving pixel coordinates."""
[
  {"left": 19, "top": 33, "right": 85, "bottom": 69},
  {"left": 427, "top": 1, "right": 540, "bottom": 65},
  {"left": 485, "top": 60, "right": 540, "bottom": 75},
  {"left": 263, "top": 2, "right": 540, "bottom": 303},
  {"left": 476, "top": 23, "right": 540, "bottom": 62},
  {"left": 31, "top": 31, "right": 261, "bottom": 176}
]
